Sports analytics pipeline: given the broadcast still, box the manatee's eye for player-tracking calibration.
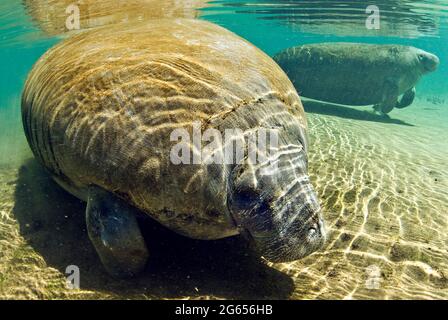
[232,186,260,210]
[418,53,425,62]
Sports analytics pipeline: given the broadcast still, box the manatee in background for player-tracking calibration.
[23,0,209,36]
[273,43,440,114]
[22,19,326,277]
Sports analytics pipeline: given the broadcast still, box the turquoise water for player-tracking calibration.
[0,0,447,299]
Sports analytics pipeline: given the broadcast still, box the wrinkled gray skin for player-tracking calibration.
[274,43,440,114]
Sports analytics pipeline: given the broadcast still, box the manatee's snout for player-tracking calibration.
[418,50,440,73]
[229,179,327,263]
[252,203,327,263]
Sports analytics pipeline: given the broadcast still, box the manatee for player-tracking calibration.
[273,43,439,114]
[22,19,326,277]
[23,0,209,36]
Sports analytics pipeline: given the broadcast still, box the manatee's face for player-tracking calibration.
[414,48,439,74]
[228,151,326,262]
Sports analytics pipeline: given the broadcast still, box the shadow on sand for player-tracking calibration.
[12,159,294,299]
[303,99,415,126]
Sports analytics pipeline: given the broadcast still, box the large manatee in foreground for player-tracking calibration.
[22,19,326,277]
[274,43,439,114]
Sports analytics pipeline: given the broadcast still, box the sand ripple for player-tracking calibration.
[272,97,448,299]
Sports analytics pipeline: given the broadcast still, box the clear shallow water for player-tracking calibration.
[0,0,447,299]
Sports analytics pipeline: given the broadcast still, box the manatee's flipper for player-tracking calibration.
[373,100,396,115]
[86,186,149,278]
[396,87,416,109]
[373,78,400,114]
[373,103,391,115]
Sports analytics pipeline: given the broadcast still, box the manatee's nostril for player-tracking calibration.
[308,225,318,237]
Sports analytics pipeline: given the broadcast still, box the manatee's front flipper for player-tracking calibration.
[373,79,400,115]
[86,186,149,278]
[396,87,416,109]
[373,103,393,115]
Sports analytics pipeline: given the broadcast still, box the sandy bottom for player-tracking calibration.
[0,96,447,299]
[287,96,448,299]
